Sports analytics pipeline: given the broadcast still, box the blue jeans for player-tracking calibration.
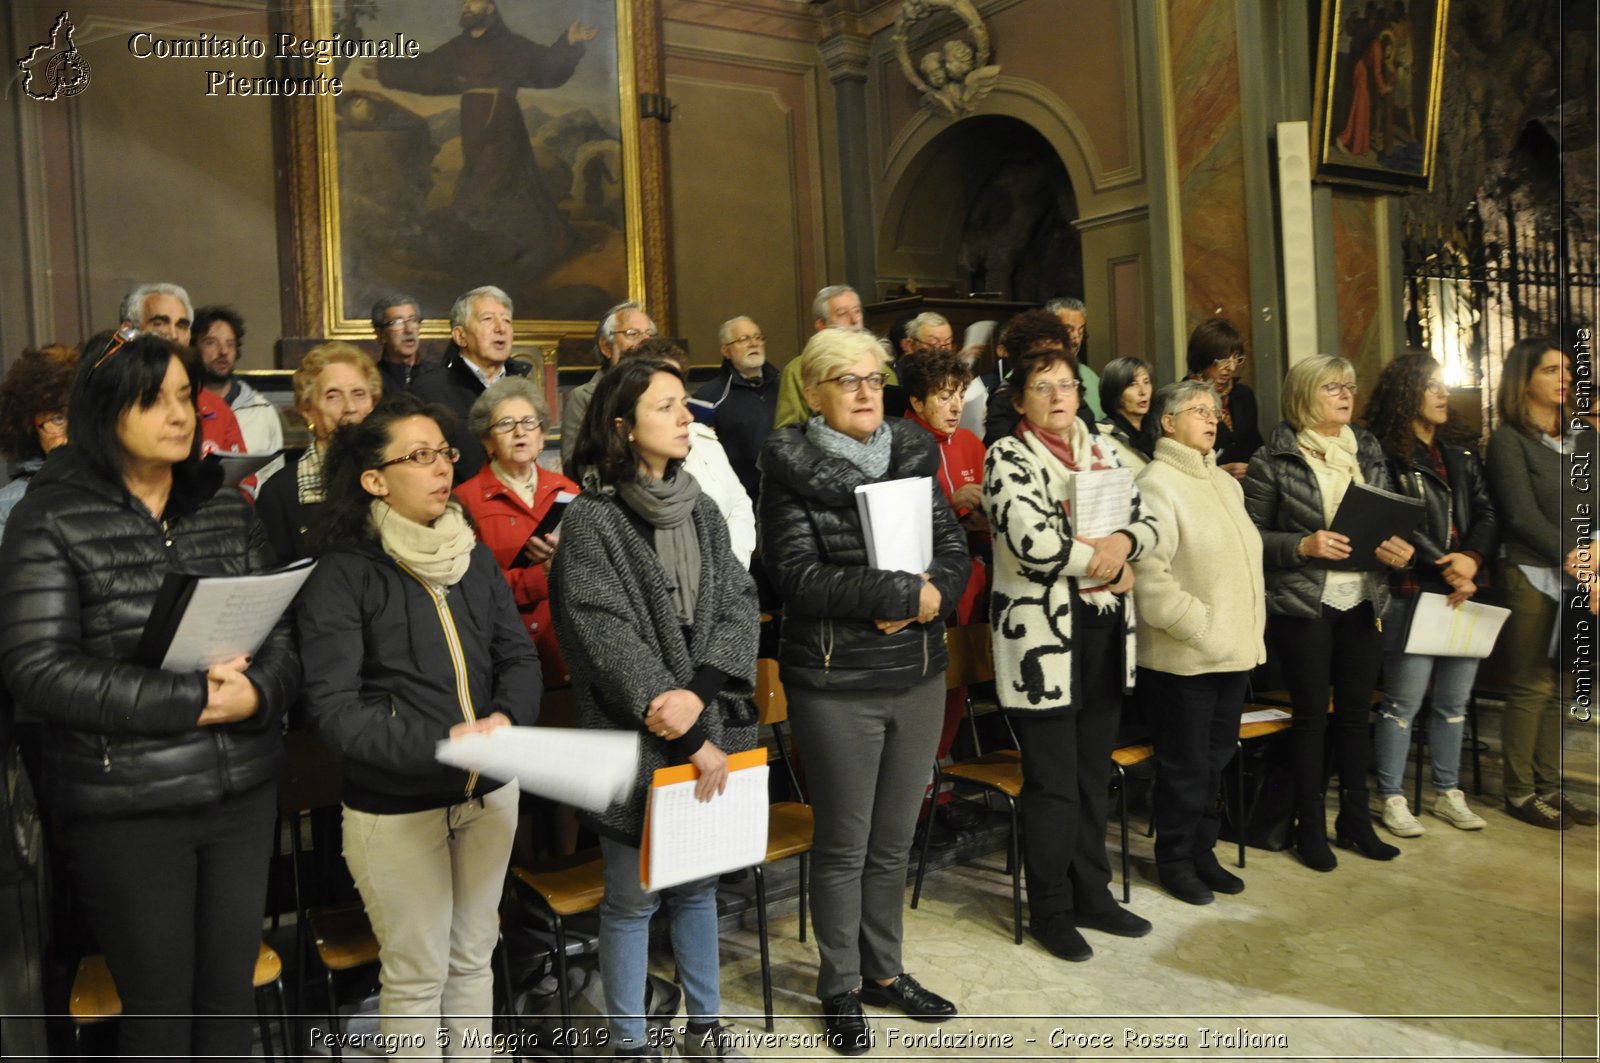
[1374,597,1482,796]
[597,834,722,1050]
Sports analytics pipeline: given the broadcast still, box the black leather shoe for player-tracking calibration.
[1194,852,1245,894]
[859,973,957,1021]
[1075,904,1153,938]
[1157,866,1214,906]
[821,991,871,1056]
[1032,919,1093,962]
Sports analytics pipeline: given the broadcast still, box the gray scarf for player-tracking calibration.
[618,471,703,626]
[806,416,893,478]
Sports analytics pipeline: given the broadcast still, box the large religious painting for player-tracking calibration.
[277,0,669,346]
[1312,0,1449,193]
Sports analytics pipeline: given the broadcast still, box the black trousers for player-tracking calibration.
[66,782,276,1063]
[1269,603,1385,803]
[1010,619,1121,926]
[1140,668,1247,869]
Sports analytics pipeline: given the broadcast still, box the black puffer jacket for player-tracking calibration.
[1242,421,1397,619]
[1385,439,1497,592]
[758,419,970,691]
[295,538,542,814]
[0,447,297,819]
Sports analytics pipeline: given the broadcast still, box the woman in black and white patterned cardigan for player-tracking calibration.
[982,326,1158,965]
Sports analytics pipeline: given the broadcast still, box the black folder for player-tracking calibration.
[133,559,315,668]
[1326,483,1425,571]
[508,495,574,569]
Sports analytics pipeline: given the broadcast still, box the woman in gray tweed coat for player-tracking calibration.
[550,357,759,1061]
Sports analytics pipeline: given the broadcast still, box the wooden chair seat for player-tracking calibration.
[309,903,381,971]
[767,801,814,862]
[1112,744,1155,768]
[252,941,283,988]
[512,854,607,917]
[943,753,1024,797]
[69,955,120,1023]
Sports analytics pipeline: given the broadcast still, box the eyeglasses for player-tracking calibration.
[1213,353,1246,369]
[820,372,887,393]
[1319,381,1358,396]
[728,334,764,347]
[35,413,66,430]
[1424,381,1451,396]
[489,416,543,434]
[372,446,461,470]
[614,327,657,342]
[1170,404,1220,422]
[91,325,142,374]
[915,340,954,353]
[1026,379,1082,397]
[383,315,421,331]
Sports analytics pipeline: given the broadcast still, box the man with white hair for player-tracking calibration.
[775,284,891,428]
[120,282,247,459]
[557,301,656,467]
[898,311,954,359]
[691,315,779,505]
[1043,296,1103,420]
[412,285,533,482]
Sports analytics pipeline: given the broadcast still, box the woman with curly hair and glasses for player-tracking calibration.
[1362,353,1497,837]
[0,344,77,536]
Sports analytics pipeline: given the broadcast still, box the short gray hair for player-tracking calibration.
[718,315,755,345]
[469,375,548,440]
[1043,296,1086,316]
[121,282,192,326]
[600,300,651,344]
[450,286,513,329]
[370,293,419,331]
[812,285,858,323]
[905,312,950,343]
[1151,379,1219,435]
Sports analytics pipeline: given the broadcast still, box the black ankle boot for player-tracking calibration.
[1334,789,1400,860]
[1294,796,1337,872]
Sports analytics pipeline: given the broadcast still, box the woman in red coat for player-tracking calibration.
[456,376,578,687]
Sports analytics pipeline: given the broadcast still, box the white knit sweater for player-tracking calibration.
[1130,438,1267,676]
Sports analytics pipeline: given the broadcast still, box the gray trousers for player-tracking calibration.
[787,673,943,1000]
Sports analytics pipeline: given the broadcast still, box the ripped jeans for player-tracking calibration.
[1374,596,1482,796]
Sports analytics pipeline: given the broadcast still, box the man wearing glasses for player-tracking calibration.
[412,285,532,483]
[557,301,656,466]
[691,316,779,505]
[897,312,955,361]
[370,294,439,394]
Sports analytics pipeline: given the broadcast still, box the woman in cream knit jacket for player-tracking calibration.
[1132,380,1265,906]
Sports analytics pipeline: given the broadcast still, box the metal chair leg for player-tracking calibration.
[798,853,809,944]
[1234,742,1246,869]
[1469,694,1482,794]
[324,967,342,1062]
[910,765,941,909]
[256,985,276,1063]
[551,912,574,1058]
[752,865,774,1032]
[1116,764,1130,904]
[1007,796,1022,945]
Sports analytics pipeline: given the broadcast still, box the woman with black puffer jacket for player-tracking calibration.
[759,327,969,1057]
[0,330,298,1062]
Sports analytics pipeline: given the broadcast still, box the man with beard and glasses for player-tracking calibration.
[193,306,285,484]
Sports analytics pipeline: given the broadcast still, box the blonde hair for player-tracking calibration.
[798,327,885,391]
[1281,354,1356,431]
[294,342,382,413]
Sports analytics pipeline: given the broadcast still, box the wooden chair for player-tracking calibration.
[910,623,1026,945]
[1109,743,1156,903]
[1233,708,1294,868]
[750,657,814,1031]
[69,943,291,1061]
[508,849,607,1050]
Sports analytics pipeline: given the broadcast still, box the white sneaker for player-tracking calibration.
[1381,795,1425,837]
[1432,789,1487,830]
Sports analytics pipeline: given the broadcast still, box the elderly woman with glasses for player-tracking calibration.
[982,310,1158,963]
[455,376,579,688]
[296,392,541,1055]
[1243,354,1415,871]
[1130,381,1265,905]
[1186,318,1263,480]
[256,341,380,563]
[759,327,969,1054]
[0,330,297,1061]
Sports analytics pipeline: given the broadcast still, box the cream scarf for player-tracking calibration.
[370,498,477,588]
[1295,425,1366,610]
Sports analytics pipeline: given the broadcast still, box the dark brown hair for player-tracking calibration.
[0,345,78,460]
[1497,336,1565,438]
[1363,352,1471,464]
[1185,318,1243,377]
[898,349,970,403]
[569,357,687,488]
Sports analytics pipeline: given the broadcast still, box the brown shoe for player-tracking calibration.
[1543,792,1599,827]
[1506,795,1572,830]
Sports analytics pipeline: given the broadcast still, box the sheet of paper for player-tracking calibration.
[435,727,639,813]
[1240,707,1291,724]
[158,560,315,671]
[1402,592,1512,659]
[854,476,933,573]
[643,761,769,891]
[1065,467,1135,539]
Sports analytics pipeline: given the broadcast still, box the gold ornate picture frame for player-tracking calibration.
[274,0,670,349]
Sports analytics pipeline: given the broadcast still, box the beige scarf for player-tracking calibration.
[1295,425,1363,524]
[370,499,477,588]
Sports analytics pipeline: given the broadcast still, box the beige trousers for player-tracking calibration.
[343,782,518,1060]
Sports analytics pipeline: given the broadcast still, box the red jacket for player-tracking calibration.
[197,390,246,456]
[906,411,989,624]
[456,463,580,687]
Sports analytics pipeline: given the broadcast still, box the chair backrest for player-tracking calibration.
[756,658,788,726]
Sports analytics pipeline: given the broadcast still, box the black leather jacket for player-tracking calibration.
[1384,438,1497,592]
[1243,422,1397,619]
[0,448,297,819]
[758,420,969,692]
